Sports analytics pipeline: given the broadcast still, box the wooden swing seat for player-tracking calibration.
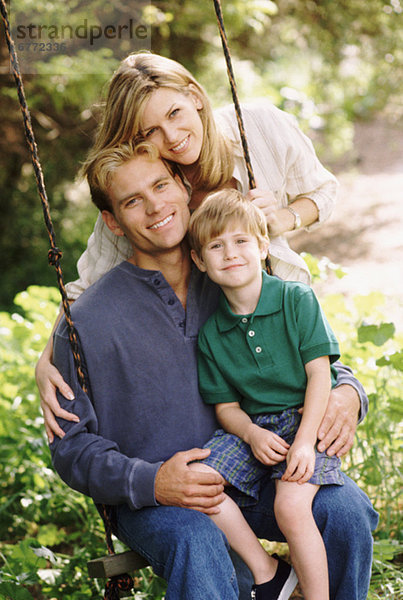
[87,550,149,579]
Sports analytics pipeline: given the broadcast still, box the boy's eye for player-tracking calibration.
[209,242,222,250]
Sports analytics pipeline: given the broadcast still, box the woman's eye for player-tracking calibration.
[145,127,157,138]
[170,108,180,118]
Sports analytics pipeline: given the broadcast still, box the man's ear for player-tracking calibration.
[102,210,125,237]
[190,249,207,272]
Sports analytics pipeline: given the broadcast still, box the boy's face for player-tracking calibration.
[191,221,269,292]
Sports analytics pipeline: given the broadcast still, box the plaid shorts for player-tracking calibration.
[202,408,344,507]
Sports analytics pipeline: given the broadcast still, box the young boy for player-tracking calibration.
[188,189,344,600]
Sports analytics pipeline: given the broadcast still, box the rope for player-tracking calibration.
[212,0,272,274]
[0,0,86,391]
[0,2,133,598]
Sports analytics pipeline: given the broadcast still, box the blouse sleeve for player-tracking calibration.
[65,213,133,300]
[241,101,339,229]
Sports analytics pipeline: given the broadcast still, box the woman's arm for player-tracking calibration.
[35,306,78,442]
[246,189,319,236]
[37,214,133,441]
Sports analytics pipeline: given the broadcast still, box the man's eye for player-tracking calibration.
[125,198,139,207]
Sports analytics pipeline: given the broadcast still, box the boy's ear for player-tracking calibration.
[259,238,270,260]
[102,210,125,237]
[190,249,207,272]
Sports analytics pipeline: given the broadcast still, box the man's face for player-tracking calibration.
[103,155,190,263]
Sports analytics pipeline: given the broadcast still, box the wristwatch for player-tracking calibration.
[286,206,302,230]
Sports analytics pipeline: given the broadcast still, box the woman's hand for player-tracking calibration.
[35,351,78,443]
[245,188,284,236]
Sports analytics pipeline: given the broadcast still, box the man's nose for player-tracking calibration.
[145,194,166,214]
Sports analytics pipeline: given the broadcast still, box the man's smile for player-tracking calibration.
[148,213,174,230]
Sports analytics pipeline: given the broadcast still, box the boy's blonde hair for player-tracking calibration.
[82,52,235,192]
[188,189,269,256]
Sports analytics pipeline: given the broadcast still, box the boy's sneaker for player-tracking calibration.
[251,555,298,600]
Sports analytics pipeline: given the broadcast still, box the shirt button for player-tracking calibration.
[255,346,262,353]
[241,317,248,323]
[153,278,161,286]
[179,321,185,328]
[248,330,255,337]
[168,298,175,305]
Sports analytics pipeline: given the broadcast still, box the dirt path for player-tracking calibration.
[290,117,403,326]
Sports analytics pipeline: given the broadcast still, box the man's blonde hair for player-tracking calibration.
[82,52,235,192]
[85,140,173,212]
[188,189,269,256]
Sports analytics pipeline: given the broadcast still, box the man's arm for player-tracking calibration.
[316,360,368,458]
[51,328,224,513]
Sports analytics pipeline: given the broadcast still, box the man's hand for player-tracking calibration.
[154,448,226,515]
[316,384,360,457]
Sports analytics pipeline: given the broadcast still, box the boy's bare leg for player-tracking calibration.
[189,463,277,584]
[274,480,329,600]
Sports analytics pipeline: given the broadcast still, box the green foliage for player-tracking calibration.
[0,283,402,598]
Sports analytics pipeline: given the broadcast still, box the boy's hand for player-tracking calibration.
[281,440,315,484]
[245,424,289,465]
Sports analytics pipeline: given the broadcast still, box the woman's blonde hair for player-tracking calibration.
[188,189,269,257]
[82,52,235,191]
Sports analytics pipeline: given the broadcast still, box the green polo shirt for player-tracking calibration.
[197,272,340,415]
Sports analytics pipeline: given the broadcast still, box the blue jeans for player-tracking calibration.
[115,473,378,600]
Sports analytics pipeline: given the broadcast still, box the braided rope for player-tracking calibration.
[212,0,272,274]
[213,0,255,189]
[0,0,87,390]
[0,2,133,597]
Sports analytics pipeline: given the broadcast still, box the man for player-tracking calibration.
[50,140,378,599]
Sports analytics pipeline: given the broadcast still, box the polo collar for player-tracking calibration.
[216,271,284,333]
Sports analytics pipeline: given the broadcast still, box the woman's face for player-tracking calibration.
[140,87,204,166]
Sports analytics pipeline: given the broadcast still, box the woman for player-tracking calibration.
[37,51,339,439]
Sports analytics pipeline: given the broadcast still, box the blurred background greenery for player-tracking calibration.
[1,0,402,311]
